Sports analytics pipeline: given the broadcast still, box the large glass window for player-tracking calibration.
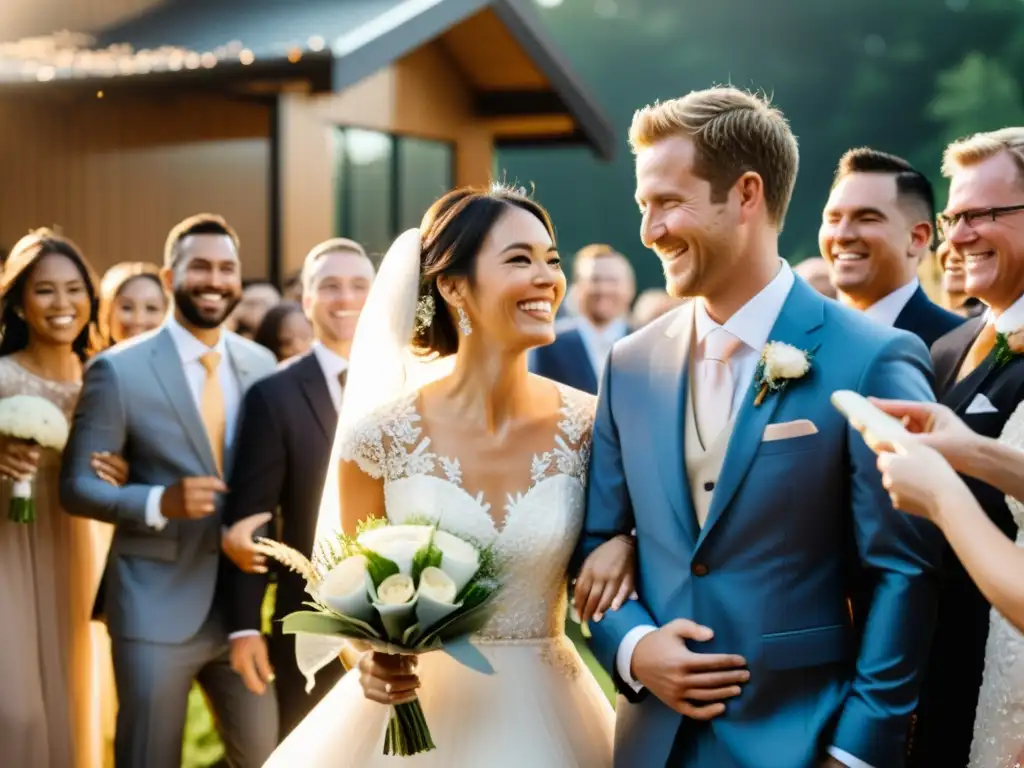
[334,128,453,256]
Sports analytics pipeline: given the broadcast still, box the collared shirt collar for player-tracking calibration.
[312,342,348,377]
[992,291,1024,333]
[694,260,794,352]
[165,315,227,365]
[863,278,920,328]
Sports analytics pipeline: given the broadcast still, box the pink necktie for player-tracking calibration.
[696,327,743,444]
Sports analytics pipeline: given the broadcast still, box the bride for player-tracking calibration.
[263,185,633,766]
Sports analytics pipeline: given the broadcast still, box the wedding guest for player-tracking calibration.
[937,240,986,318]
[820,147,964,347]
[221,237,374,738]
[229,280,281,339]
[60,213,279,768]
[631,288,685,328]
[0,229,127,768]
[793,256,837,298]
[98,261,169,347]
[909,127,1024,768]
[867,398,1024,768]
[253,300,313,362]
[529,244,635,393]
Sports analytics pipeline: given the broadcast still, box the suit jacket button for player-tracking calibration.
[703,481,715,492]
[692,563,709,577]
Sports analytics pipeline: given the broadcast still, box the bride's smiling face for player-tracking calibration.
[455,206,565,352]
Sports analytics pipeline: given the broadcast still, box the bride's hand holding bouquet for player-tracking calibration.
[257,517,501,757]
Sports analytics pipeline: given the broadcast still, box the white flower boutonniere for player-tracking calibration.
[753,341,812,407]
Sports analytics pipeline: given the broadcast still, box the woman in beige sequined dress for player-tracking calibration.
[0,230,127,768]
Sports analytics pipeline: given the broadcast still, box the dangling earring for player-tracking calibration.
[457,306,472,336]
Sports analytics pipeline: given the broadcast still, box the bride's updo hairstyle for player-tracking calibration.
[412,184,555,357]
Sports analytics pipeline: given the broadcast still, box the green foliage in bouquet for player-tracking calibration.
[256,517,502,757]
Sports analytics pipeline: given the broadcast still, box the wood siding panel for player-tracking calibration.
[0,94,271,279]
[0,0,166,41]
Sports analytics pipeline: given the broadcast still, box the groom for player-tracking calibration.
[581,87,944,768]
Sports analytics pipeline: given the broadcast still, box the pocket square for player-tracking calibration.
[762,419,819,442]
[965,393,999,415]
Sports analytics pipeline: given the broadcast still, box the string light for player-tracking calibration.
[0,29,282,83]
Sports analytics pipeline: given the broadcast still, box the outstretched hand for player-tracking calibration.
[631,619,748,721]
[868,399,978,473]
[875,436,967,521]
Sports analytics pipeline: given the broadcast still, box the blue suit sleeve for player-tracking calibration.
[831,333,944,766]
[578,354,657,699]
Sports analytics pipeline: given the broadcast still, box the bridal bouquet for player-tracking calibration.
[0,395,70,523]
[257,519,501,756]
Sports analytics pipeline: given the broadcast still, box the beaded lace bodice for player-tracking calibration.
[968,400,1024,767]
[339,384,595,641]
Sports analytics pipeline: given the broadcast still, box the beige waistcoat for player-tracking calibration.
[686,359,737,528]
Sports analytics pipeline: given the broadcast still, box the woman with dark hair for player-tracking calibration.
[265,186,625,766]
[0,229,127,768]
[253,300,312,361]
[98,261,168,347]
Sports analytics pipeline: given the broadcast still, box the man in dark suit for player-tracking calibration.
[220,237,374,738]
[820,147,964,348]
[529,244,635,393]
[907,128,1024,768]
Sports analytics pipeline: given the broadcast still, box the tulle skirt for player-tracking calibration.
[264,635,614,767]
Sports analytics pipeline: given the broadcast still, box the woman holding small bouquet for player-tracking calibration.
[0,229,128,768]
[263,187,634,766]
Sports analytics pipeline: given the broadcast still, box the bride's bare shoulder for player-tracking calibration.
[528,374,596,422]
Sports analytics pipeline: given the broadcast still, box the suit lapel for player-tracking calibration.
[696,280,825,549]
[936,316,984,397]
[651,303,699,546]
[568,331,599,392]
[225,335,260,393]
[149,327,217,472]
[893,287,927,339]
[298,353,338,441]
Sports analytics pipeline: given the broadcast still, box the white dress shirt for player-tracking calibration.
[611,261,874,768]
[988,290,1024,333]
[312,342,349,412]
[577,316,629,380]
[862,278,919,328]
[143,318,243,530]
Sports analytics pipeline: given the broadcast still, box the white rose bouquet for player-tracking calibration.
[0,395,70,523]
[257,518,501,756]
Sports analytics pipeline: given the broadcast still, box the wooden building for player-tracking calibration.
[0,0,614,281]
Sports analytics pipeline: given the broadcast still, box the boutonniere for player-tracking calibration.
[994,329,1024,368]
[753,341,812,406]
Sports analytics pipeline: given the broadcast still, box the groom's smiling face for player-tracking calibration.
[635,135,739,301]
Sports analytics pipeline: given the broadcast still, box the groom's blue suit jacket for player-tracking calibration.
[581,278,943,768]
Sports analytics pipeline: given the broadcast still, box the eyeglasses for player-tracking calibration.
[938,204,1024,236]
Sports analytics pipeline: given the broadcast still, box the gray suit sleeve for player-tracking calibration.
[60,356,152,524]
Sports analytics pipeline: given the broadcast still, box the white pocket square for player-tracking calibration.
[762,419,819,442]
[965,394,999,415]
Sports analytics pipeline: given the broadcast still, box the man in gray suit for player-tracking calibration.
[61,214,279,767]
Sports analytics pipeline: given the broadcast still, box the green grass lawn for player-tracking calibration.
[178,592,615,768]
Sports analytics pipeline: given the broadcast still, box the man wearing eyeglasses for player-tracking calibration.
[907,128,1024,768]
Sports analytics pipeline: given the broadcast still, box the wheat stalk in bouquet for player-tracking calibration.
[0,395,70,523]
[256,517,501,756]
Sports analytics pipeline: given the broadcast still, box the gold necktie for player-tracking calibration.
[957,323,997,382]
[199,351,226,474]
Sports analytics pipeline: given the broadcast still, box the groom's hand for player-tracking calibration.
[632,619,748,720]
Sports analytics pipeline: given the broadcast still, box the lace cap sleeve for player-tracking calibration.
[336,393,420,481]
[337,410,388,479]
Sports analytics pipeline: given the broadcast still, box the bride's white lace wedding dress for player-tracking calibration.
[969,401,1024,767]
[264,384,614,767]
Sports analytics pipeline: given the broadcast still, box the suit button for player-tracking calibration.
[692,563,709,577]
[703,481,715,492]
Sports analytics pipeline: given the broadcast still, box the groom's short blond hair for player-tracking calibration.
[628,86,800,227]
[942,127,1024,185]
